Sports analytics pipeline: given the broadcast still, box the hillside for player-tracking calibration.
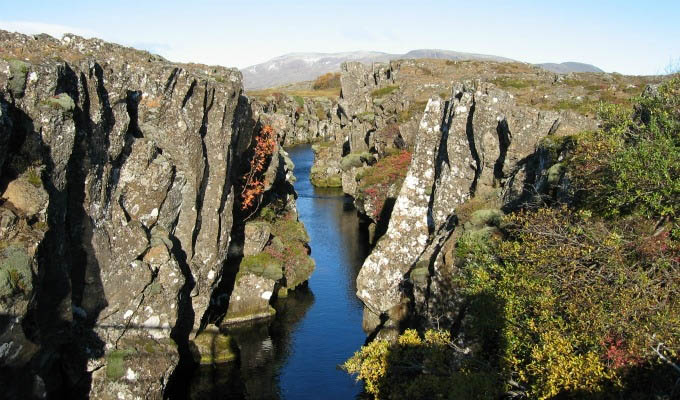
[242,49,602,89]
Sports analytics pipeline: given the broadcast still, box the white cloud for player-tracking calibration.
[0,20,98,39]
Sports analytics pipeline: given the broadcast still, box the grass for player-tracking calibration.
[26,167,42,187]
[247,87,340,99]
[371,85,399,98]
[491,77,537,90]
[292,95,304,107]
[398,100,428,123]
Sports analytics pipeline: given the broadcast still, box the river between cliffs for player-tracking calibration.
[189,144,369,399]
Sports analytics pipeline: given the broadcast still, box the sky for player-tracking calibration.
[1,0,679,75]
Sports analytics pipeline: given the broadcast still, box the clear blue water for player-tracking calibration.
[190,144,368,399]
[275,145,368,399]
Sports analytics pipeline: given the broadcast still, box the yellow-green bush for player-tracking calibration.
[344,329,501,400]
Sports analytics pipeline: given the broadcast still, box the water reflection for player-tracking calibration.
[189,145,368,399]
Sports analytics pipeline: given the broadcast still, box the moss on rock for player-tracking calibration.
[191,328,238,364]
[238,252,283,282]
[42,93,75,112]
[8,59,29,98]
[0,244,32,297]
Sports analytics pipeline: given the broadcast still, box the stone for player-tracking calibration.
[0,177,48,217]
[356,98,444,316]
[0,208,17,240]
[243,221,271,257]
[222,272,277,325]
[191,324,238,364]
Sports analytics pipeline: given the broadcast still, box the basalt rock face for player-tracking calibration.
[251,94,340,146]
[0,31,312,399]
[355,81,597,336]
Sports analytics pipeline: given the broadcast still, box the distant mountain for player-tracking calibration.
[241,50,603,90]
[401,49,513,63]
[241,49,516,89]
[535,62,604,74]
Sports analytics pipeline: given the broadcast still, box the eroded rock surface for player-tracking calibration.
[0,30,315,399]
[355,81,597,333]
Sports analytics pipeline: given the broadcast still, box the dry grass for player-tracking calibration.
[247,87,340,99]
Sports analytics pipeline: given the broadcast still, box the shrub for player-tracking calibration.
[344,329,501,400]
[311,72,341,90]
[240,125,277,213]
[569,78,680,219]
[454,206,679,399]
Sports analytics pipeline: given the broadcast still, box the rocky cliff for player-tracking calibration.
[335,64,601,337]
[0,31,314,399]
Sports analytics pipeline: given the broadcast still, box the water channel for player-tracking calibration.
[190,144,369,399]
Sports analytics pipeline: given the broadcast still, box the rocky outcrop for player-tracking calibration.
[0,31,315,399]
[251,94,340,146]
[355,81,597,335]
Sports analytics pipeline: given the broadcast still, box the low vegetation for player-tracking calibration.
[356,150,411,220]
[311,72,341,90]
[371,85,399,98]
[345,78,680,399]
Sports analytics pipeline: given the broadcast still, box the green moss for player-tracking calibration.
[8,59,29,97]
[224,305,276,323]
[106,349,137,380]
[398,100,428,123]
[42,93,75,112]
[0,244,32,297]
[340,153,364,171]
[357,111,375,123]
[258,205,278,223]
[292,95,304,107]
[26,167,42,188]
[311,141,333,153]
[409,267,429,286]
[295,117,307,127]
[315,106,327,120]
[192,331,237,364]
[371,85,399,98]
[238,252,283,282]
[546,162,565,185]
[310,174,342,188]
[271,218,309,243]
[468,209,503,228]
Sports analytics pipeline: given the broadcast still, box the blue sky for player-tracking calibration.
[1,0,678,75]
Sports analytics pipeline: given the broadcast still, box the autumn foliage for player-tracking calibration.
[311,72,341,90]
[240,125,277,212]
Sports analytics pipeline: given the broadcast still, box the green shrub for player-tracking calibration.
[459,207,678,398]
[570,78,680,219]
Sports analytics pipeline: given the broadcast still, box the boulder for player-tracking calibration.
[1,177,48,217]
[243,221,271,257]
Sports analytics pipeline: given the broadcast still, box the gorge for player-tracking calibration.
[1,29,678,400]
